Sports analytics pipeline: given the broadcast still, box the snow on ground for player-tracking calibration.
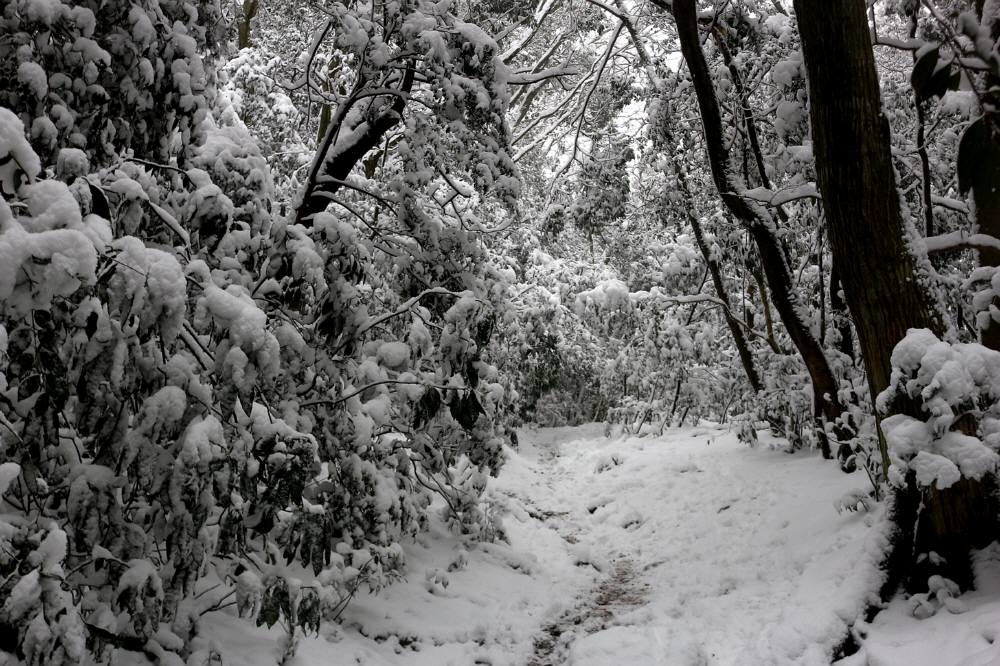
[164,424,894,665]
[846,541,1000,666]
[509,425,882,666]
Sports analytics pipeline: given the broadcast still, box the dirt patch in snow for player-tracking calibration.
[528,558,648,665]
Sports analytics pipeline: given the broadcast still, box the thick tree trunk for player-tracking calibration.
[671,0,844,458]
[972,4,1000,350]
[794,0,944,397]
[794,0,995,591]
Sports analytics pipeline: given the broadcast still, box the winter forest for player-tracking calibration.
[7,0,1000,663]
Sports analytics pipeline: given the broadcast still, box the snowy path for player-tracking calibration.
[500,426,880,666]
[193,425,884,665]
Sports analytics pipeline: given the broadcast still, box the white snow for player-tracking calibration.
[771,52,803,87]
[745,183,819,207]
[921,230,1000,254]
[56,148,89,178]
[853,542,1000,665]
[2,569,41,622]
[117,559,163,599]
[575,279,630,312]
[129,6,156,47]
[909,450,962,489]
[939,90,978,118]
[17,61,48,99]
[376,341,411,369]
[0,191,98,314]
[110,236,187,341]
[194,279,281,386]
[0,462,20,496]
[879,330,1000,488]
[0,107,41,193]
[24,0,63,25]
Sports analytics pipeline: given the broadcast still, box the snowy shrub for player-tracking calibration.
[220,48,311,202]
[489,236,609,427]
[835,488,875,514]
[594,453,625,473]
[565,142,632,239]
[753,353,821,451]
[878,329,1000,491]
[0,1,518,662]
[0,0,226,168]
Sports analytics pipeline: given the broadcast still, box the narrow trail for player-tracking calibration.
[514,430,651,665]
[496,425,878,665]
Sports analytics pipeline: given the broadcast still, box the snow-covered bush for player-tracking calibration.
[220,48,311,201]
[0,1,519,662]
[0,0,226,168]
[878,329,1000,490]
[503,243,617,427]
[753,353,821,450]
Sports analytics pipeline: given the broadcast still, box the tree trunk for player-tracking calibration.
[750,263,783,355]
[972,161,1000,350]
[237,0,259,50]
[794,0,995,591]
[794,0,944,398]
[671,0,844,458]
[908,7,935,239]
[972,4,1000,351]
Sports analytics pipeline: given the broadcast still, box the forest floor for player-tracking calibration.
[181,424,1000,665]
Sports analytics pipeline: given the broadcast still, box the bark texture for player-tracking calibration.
[793,0,944,397]
[971,156,1000,350]
[972,3,1000,350]
[794,0,995,591]
[237,0,258,50]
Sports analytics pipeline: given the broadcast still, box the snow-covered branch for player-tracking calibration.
[301,379,462,408]
[743,183,820,207]
[930,194,970,216]
[921,230,1000,255]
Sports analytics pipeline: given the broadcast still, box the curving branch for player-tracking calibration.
[295,65,415,226]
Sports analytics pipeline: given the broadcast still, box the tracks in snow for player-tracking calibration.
[498,425,878,665]
[528,558,648,666]
[510,431,651,666]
